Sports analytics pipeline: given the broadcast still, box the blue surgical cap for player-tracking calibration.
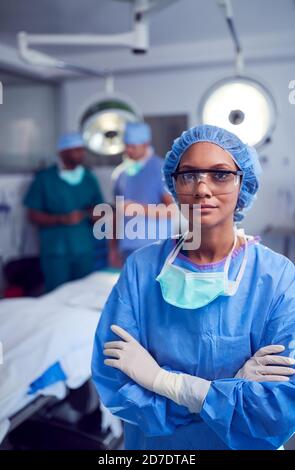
[124,122,151,145]
[163,124,262,222]
[57,132,85,152]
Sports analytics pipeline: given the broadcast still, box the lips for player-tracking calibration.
[188,203,218,211]
[200,204,217,209]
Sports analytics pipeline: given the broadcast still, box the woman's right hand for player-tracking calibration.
[235,344,295,382]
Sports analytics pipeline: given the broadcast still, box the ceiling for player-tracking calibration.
[1,0,295,47]
[0,0,295,80]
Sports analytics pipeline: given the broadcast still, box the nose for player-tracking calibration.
[193,180,212,198]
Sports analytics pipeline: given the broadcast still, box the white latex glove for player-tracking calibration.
[104,325,211,413]
[104,325,161,391]
[152,368,211,413]
[235,344,295,382]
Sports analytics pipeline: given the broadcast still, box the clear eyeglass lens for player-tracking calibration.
[174,171,240,195]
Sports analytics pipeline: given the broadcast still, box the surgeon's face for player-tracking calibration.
[176,142,241,228]
[125,143,149,160]
[59,147,86,169]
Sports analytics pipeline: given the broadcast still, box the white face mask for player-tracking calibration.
[58,165,85,185]
[122,156,144,176]
[156,228,249,310]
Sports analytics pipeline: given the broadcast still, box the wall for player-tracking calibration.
[0,83,58,171]
[0,174,38,263]
[0,82,61,276]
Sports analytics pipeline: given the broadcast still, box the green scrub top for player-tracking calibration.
[24,164,104,255]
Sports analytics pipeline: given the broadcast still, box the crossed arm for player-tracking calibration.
[104,324,295,414]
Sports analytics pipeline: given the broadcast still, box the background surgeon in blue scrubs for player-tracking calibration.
[24,132,104,292]
[92,125,295,450]
[109,121,175,266]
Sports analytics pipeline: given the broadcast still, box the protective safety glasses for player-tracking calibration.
[172,168,243,196]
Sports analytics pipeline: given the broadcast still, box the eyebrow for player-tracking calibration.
[178,163,236,170]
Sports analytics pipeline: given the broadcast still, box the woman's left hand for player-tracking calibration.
[103,325,161,391]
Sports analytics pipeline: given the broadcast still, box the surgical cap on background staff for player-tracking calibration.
[24,132,104,292]
[92,124,295,450]
[109,121,175,267]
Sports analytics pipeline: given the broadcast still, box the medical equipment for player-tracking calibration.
[80,81,141,156]
[17,0,179,69]
[199,0,277,148]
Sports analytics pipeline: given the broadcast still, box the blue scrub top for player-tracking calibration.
[92,237,295,450]
[113,155,172,252]
[24,164,104,255]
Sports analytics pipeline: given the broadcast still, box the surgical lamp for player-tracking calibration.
[80,81,142,156]
[199,0,277,148]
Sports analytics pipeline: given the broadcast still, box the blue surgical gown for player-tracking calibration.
[91,237,295,450]
[113,155,172,253]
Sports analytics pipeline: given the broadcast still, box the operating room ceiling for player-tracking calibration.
[1,0,295,48]
[0,0,295,80]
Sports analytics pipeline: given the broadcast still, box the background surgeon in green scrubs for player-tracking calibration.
[24,132,104,292]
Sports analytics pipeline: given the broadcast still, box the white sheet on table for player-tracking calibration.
[0,271,121,442]
[43,271,119,311]
[0,300,98,419]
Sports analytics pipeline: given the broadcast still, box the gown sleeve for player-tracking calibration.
[200,259,295,449]
[91,255,194,437]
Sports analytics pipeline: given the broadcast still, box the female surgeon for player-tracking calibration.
[92,125,295,450]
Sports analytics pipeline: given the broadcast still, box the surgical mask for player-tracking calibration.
[58,165,85,185]
[122,156,144,176]
[156,228,248,310]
